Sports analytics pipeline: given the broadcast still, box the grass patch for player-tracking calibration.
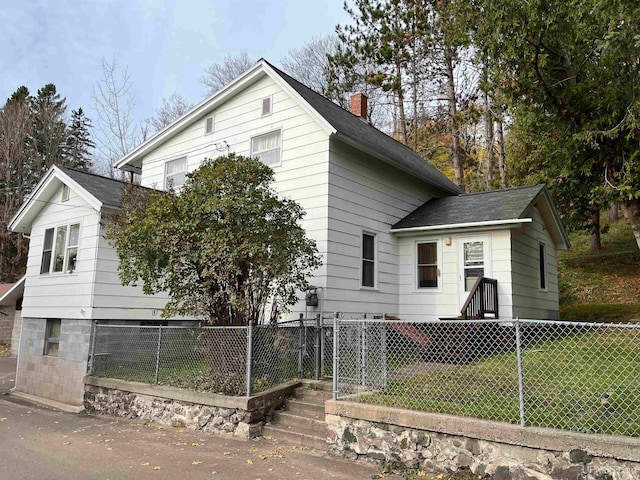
[558,218,640,322]
[359,330,640,436]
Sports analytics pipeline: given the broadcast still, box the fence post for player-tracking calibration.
[514,317,526,427]
[88,320,98,375]
[332,312,339,401]
[381,314,388,388]
[314,313,321,380]
[361,313,367,386]
[246,323,253,397]
[154,326,162,385]
[298,313,304,379]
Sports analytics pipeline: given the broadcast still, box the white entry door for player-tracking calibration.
[458,236,491,308]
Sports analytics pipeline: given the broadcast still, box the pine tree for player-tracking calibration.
[64,108,95,171]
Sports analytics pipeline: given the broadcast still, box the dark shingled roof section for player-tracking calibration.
[265,61,462,196]
[58,166,131,208]
[392,184,546,230]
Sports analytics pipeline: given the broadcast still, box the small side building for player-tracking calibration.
[8,166,190,406]
[0,277,24,356]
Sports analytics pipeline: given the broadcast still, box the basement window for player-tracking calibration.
[44,319,61,356]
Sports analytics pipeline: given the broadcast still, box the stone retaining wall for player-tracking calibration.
[326,401,640,480]
[84,377,297,439]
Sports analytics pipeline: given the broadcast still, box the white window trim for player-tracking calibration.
[261,95,273,117]
[250,129,282,168]
[164,155,188,190]
[360,231,378,290]
[40,223,81,275]
[538,241,548,292]
[457,235,492,306]
[204,116,214,135]
[413,238,443,293]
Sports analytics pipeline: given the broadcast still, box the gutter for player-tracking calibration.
[391,218,532,234]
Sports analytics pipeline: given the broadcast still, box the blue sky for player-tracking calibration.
[1,0,347,124]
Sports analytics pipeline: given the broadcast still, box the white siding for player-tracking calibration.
[22,184,99,320]
[323,140,437,315]
[511,208,560,319]
[138,74,331,318]
[397,229,514,321]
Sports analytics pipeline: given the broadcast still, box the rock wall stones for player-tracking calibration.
[85,385,266,439]
[326,415,640,480]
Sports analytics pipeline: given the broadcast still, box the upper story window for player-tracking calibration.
[539,242,547,290]
[165,157,187,189]
[261,96,272,117]
[251,130,281,167]
[205,116,214,135]
[61,184,70,202]
[361,233,376,288]
[417,241,438,288]
[40,223,80,274]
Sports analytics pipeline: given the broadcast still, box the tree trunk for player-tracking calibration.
[445,47,462,187]
[590,209,602,252]
[621,199,640,250]
[395,59,408,145]
[608,203,619,223]
[484,90,494,189]
[496,119,507,189]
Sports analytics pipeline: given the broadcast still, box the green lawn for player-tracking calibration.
[358,329,640,436]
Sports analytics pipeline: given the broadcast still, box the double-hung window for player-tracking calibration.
[41,224,80,274]
[165,157,187,189]
[417,242,438,288]
[361,233,376,288]
[251,130,281,167]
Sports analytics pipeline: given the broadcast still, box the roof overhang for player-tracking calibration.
[528,187,571,251]
[9,166,103,234]
[391,218,533,235]
[0,276,25,306]
[114,59,337,172]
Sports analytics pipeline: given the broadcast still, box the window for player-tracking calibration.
[251,130,281,167]
[165,157,187,188]
[361,233,375,288]
[417,242,438,288]
[205,116,214,135]
[462,240,485,291]
[40,224,80,274]
[44,319,61,356]
[261,96,272,116]
[61,184,70,202]
[539,242,547,290]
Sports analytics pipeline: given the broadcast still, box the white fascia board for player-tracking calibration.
[9,166,103,233]
[114,60,336,171]
[0,275,25,305]
[390,218,532,235]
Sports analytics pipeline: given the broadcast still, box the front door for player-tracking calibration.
[458,236,491,308]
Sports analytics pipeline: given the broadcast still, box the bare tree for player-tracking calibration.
[92,58,140,176]
[281,35,338,94]
[201,51,254,95]
[147,93,193,133]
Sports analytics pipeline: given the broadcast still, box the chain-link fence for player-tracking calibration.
[89,318,333,396]
[334,318,640,437]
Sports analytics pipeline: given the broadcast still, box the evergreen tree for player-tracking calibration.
[64,108,95,171]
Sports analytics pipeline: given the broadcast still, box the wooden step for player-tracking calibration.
[299,379,333,392]
[285,399,325,420]
[294,388,332,405]
[261,425,327,451]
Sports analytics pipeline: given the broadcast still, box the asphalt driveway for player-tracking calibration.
[0,390,385,480]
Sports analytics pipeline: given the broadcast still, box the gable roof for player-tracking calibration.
[392,185,570,250]
[9,166,133,234]
[264,62,462,196]
[114,59,462,196]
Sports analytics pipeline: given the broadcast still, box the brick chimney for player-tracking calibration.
[350,92,368,121]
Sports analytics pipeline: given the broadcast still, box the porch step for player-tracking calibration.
[261,425,327,451]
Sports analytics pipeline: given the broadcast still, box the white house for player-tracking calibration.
[8,58,569,407]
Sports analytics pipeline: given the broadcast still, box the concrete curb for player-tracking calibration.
[8,390,85,413]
